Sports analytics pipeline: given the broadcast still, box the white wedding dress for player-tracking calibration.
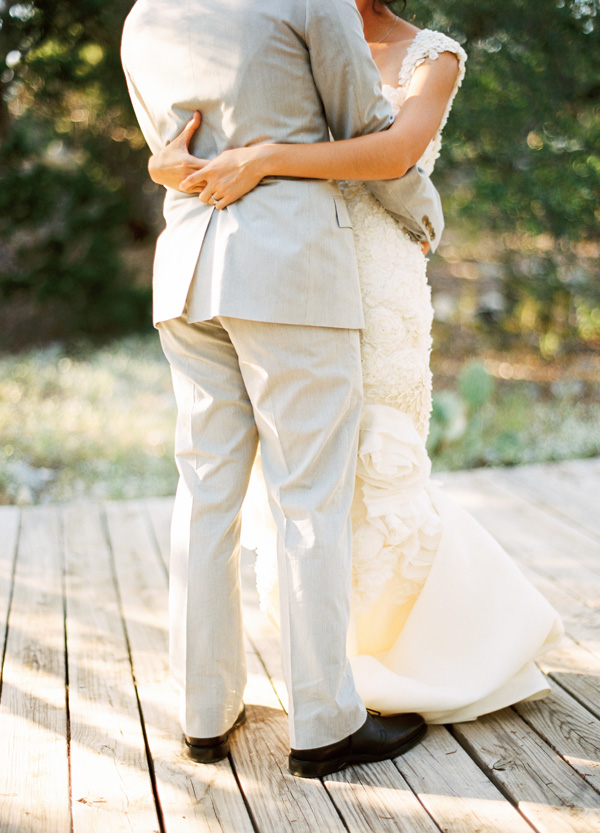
[243,30,563,723]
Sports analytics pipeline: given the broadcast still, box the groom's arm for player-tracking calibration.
[304,0,443,250]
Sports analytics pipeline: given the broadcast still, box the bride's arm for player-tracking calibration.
[178,52,459,207]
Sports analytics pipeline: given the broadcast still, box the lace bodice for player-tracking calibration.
[382,29,467,175]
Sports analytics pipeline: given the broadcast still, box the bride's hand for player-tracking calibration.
[148,111,209,190]
[179,145,273,209]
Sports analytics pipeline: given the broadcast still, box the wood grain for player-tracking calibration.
[396,724,534,833]
[0,505,19,662]
[442,470,600,608]
[454,707,600,832]
[231,649,347,833]
[103,500,255,833]
[494,459,600,542]
[0,506,70,833]
[4,458,600,832]
[538,637,600,721]
[63,501,160,832]
[514,678,600,793]
[240,549,531,833]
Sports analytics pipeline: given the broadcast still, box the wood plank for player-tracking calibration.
[454,708,600,833]
[494,460,600,542]
[393,725,534,833]
[517,568,600,663]
[63,501,160,832]
[230,648,347,833]
[0,506,70,833]
[144,497,174,574]
[324,757,440,833]
[538,637,600,722]
[441,470,600,608]
[103,500,255,833]
[514,679,600,794]
[150,514,337,831]
[440,470,600,668]
[0,506,19,664]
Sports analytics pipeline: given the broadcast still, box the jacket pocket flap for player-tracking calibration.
[333,196,353,229]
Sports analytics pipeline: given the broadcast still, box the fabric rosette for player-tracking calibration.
[351,405,442,610]
[356,404,431,501]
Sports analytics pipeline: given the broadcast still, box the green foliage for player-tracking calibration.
[458,360,495,409]
[428,356,600,469]
[1,338,597,504]
[0,335,177,504]
[1,0,599,349]
[410,0,600,241]
[0,0,156,343]
[409,0,600,353]
[429,382,600,471]
[428,361,494,454]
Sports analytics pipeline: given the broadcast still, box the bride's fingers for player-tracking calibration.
[198,182,219,204]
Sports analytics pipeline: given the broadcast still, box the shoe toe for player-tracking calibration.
[385,711,425,734]
[352,711,426,756]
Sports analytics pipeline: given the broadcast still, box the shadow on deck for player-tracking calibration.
[1,458,599,832]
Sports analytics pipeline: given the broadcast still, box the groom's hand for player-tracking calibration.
[148,111,209,191]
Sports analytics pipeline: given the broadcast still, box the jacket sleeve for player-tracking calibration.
[304,0,444,250]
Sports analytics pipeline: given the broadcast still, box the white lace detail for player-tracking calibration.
[383,29,467,175]
[345,29,466,611]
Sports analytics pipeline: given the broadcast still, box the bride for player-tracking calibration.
[150,0,563,723]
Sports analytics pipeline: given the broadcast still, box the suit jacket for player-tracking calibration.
[121,0,444,327]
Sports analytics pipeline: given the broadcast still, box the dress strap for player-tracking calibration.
[398,29,467,137]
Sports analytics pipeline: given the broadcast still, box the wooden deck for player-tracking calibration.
[1,458,600,833]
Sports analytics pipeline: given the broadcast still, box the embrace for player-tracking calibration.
[121,0,562,778]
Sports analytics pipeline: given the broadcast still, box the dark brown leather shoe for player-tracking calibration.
[288,710,426,778]
[184,705,246,763]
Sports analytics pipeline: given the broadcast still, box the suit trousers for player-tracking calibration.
[157,313,368,749]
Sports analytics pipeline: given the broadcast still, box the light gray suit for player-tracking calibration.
[121,0,443,748]
[122,0,443,328]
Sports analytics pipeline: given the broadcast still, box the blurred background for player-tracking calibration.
[0,0,598,504]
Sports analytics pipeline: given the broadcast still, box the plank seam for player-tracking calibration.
[512,701,600,797]
[60,508,75,833]
[552,629,600,666]
[227,750,262,833]
[445,724,541,832]
[318,780,352,832]
[0,508,20,702]
[477,470,600,570]
[548,671,600,723]
[389,754,447,833]
[101,504,167,833]
[493,469,600,544]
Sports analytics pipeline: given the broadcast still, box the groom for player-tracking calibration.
[121,0,442,777]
